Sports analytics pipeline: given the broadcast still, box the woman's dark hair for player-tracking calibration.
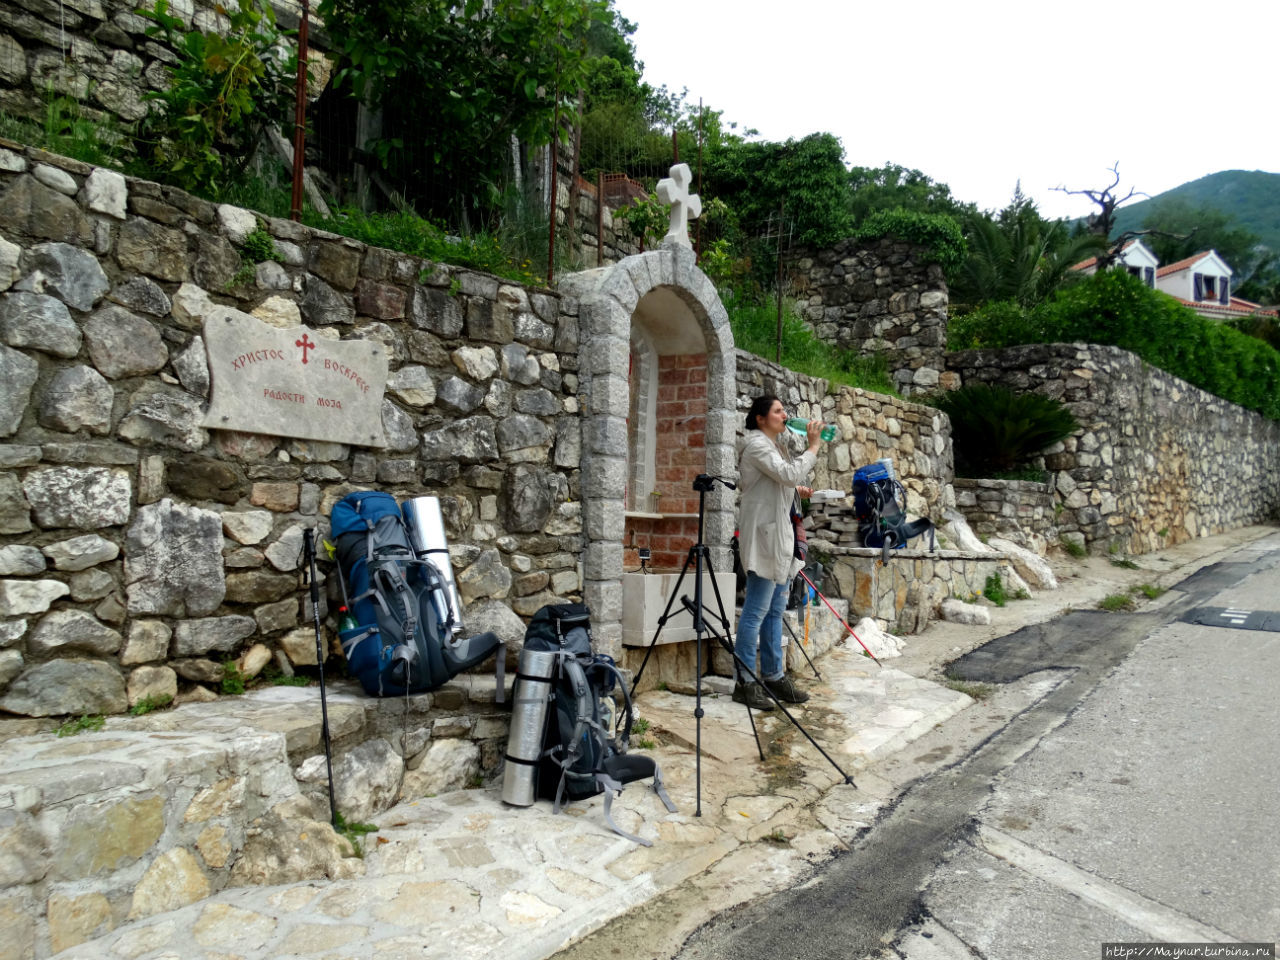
[745,395,779,431]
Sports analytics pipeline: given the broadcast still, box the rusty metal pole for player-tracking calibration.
[695,98,703,261]
[596,171,604,266]
[289,0,310,221]
[775,201,785,364]
[547,91,560,286]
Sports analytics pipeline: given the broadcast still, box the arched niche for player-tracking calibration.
[557,244,736,674]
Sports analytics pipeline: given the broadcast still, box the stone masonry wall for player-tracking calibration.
[734,351,954,522]
[947,343,1280,554]
[786,237,950,397]
[0,0,327,131]
[953,477,1057,549]
[0,141,586,720]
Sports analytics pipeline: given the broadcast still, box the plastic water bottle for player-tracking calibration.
[786,418,837,442]
[337,605,358,633]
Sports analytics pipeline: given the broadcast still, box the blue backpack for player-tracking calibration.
[331,491,503,698]
[852,463,936,563]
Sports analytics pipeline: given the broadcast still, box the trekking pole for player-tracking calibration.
[302,529,339,828]
[798,570,882,667]
[781,612,822,680]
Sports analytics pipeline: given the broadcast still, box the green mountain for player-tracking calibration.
[1109,170,1280,251]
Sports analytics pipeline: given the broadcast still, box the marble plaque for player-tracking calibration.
[202,310,390,447]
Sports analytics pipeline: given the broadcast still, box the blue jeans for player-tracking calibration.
[735,572,789,683]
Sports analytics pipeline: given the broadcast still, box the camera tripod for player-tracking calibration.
[629,475,856,816]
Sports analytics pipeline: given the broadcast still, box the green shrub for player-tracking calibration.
[136,0,297,194]
[983,572,1007,607]
[726,296,897,395]
[334,811,378,857]
[852,209,968,273]
[929,383,1078,474]
[306,208,542,286]
[943,677,996,700]
[241,225,282,265]
[952,271,1280,421]
[948,300,1035,351]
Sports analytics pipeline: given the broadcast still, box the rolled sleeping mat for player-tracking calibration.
[502,648,557,807]
[401,496,464,636]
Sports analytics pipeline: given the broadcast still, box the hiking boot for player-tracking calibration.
[732,681,775,711]
[764,675,810,704]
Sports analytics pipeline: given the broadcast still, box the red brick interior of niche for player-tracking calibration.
[624,353,708,572]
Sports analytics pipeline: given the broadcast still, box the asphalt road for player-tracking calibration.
[671,535,1280,960]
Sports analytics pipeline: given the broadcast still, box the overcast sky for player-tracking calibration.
[611,0,1279,221]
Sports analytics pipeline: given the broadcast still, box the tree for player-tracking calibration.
[1055,162,1153,271]
[847,163,975,224]
[950,187,1104,311]
[318,0,609,223]
[704,132,851,248]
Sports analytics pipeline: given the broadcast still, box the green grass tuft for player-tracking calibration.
[1060,537,1087,559]
[334,811,379,858]
[1098,593,1135,612]
[944,678,996,700]
[56,714,105,737]
[220,658,246,695]
[129,694,174,716]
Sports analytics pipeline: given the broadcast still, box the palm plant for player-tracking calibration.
[930,383,1079,475]
[951,192,1105,311]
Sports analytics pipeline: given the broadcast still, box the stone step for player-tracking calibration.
[0,676,512,958]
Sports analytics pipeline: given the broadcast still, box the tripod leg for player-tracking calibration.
[703,607,856,788]
[684,610,766,762]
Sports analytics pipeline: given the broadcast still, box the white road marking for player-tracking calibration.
[976,825,1238,944]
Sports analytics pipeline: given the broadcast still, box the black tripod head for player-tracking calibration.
[693,473,736,492]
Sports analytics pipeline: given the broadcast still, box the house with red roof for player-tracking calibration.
[1073,245,1276,320]
[1154,249,1276,320]
[1072,239,1159,288]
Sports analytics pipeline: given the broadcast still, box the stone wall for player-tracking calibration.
[786,237,950,396]
[0,0,643,271]
[824,546,1019,633]
[953,477,1057,549]
[733,351,954,521]
[554,175,643,270]
[947,343,1280,553]
[0,141,585,720]
[0,0,326,130]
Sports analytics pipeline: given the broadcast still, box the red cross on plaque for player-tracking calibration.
[295,333,315,364]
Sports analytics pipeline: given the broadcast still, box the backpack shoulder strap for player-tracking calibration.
[550,653,607,814]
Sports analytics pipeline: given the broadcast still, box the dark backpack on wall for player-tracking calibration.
[522,602,676,845]
[852,463,937,563]
[331,491,503,698]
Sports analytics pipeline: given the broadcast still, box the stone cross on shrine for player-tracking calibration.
[656,162,701,248]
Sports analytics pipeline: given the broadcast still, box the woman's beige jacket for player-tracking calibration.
[737,430,816,585]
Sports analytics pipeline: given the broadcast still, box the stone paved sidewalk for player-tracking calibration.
[45,650,970,960]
